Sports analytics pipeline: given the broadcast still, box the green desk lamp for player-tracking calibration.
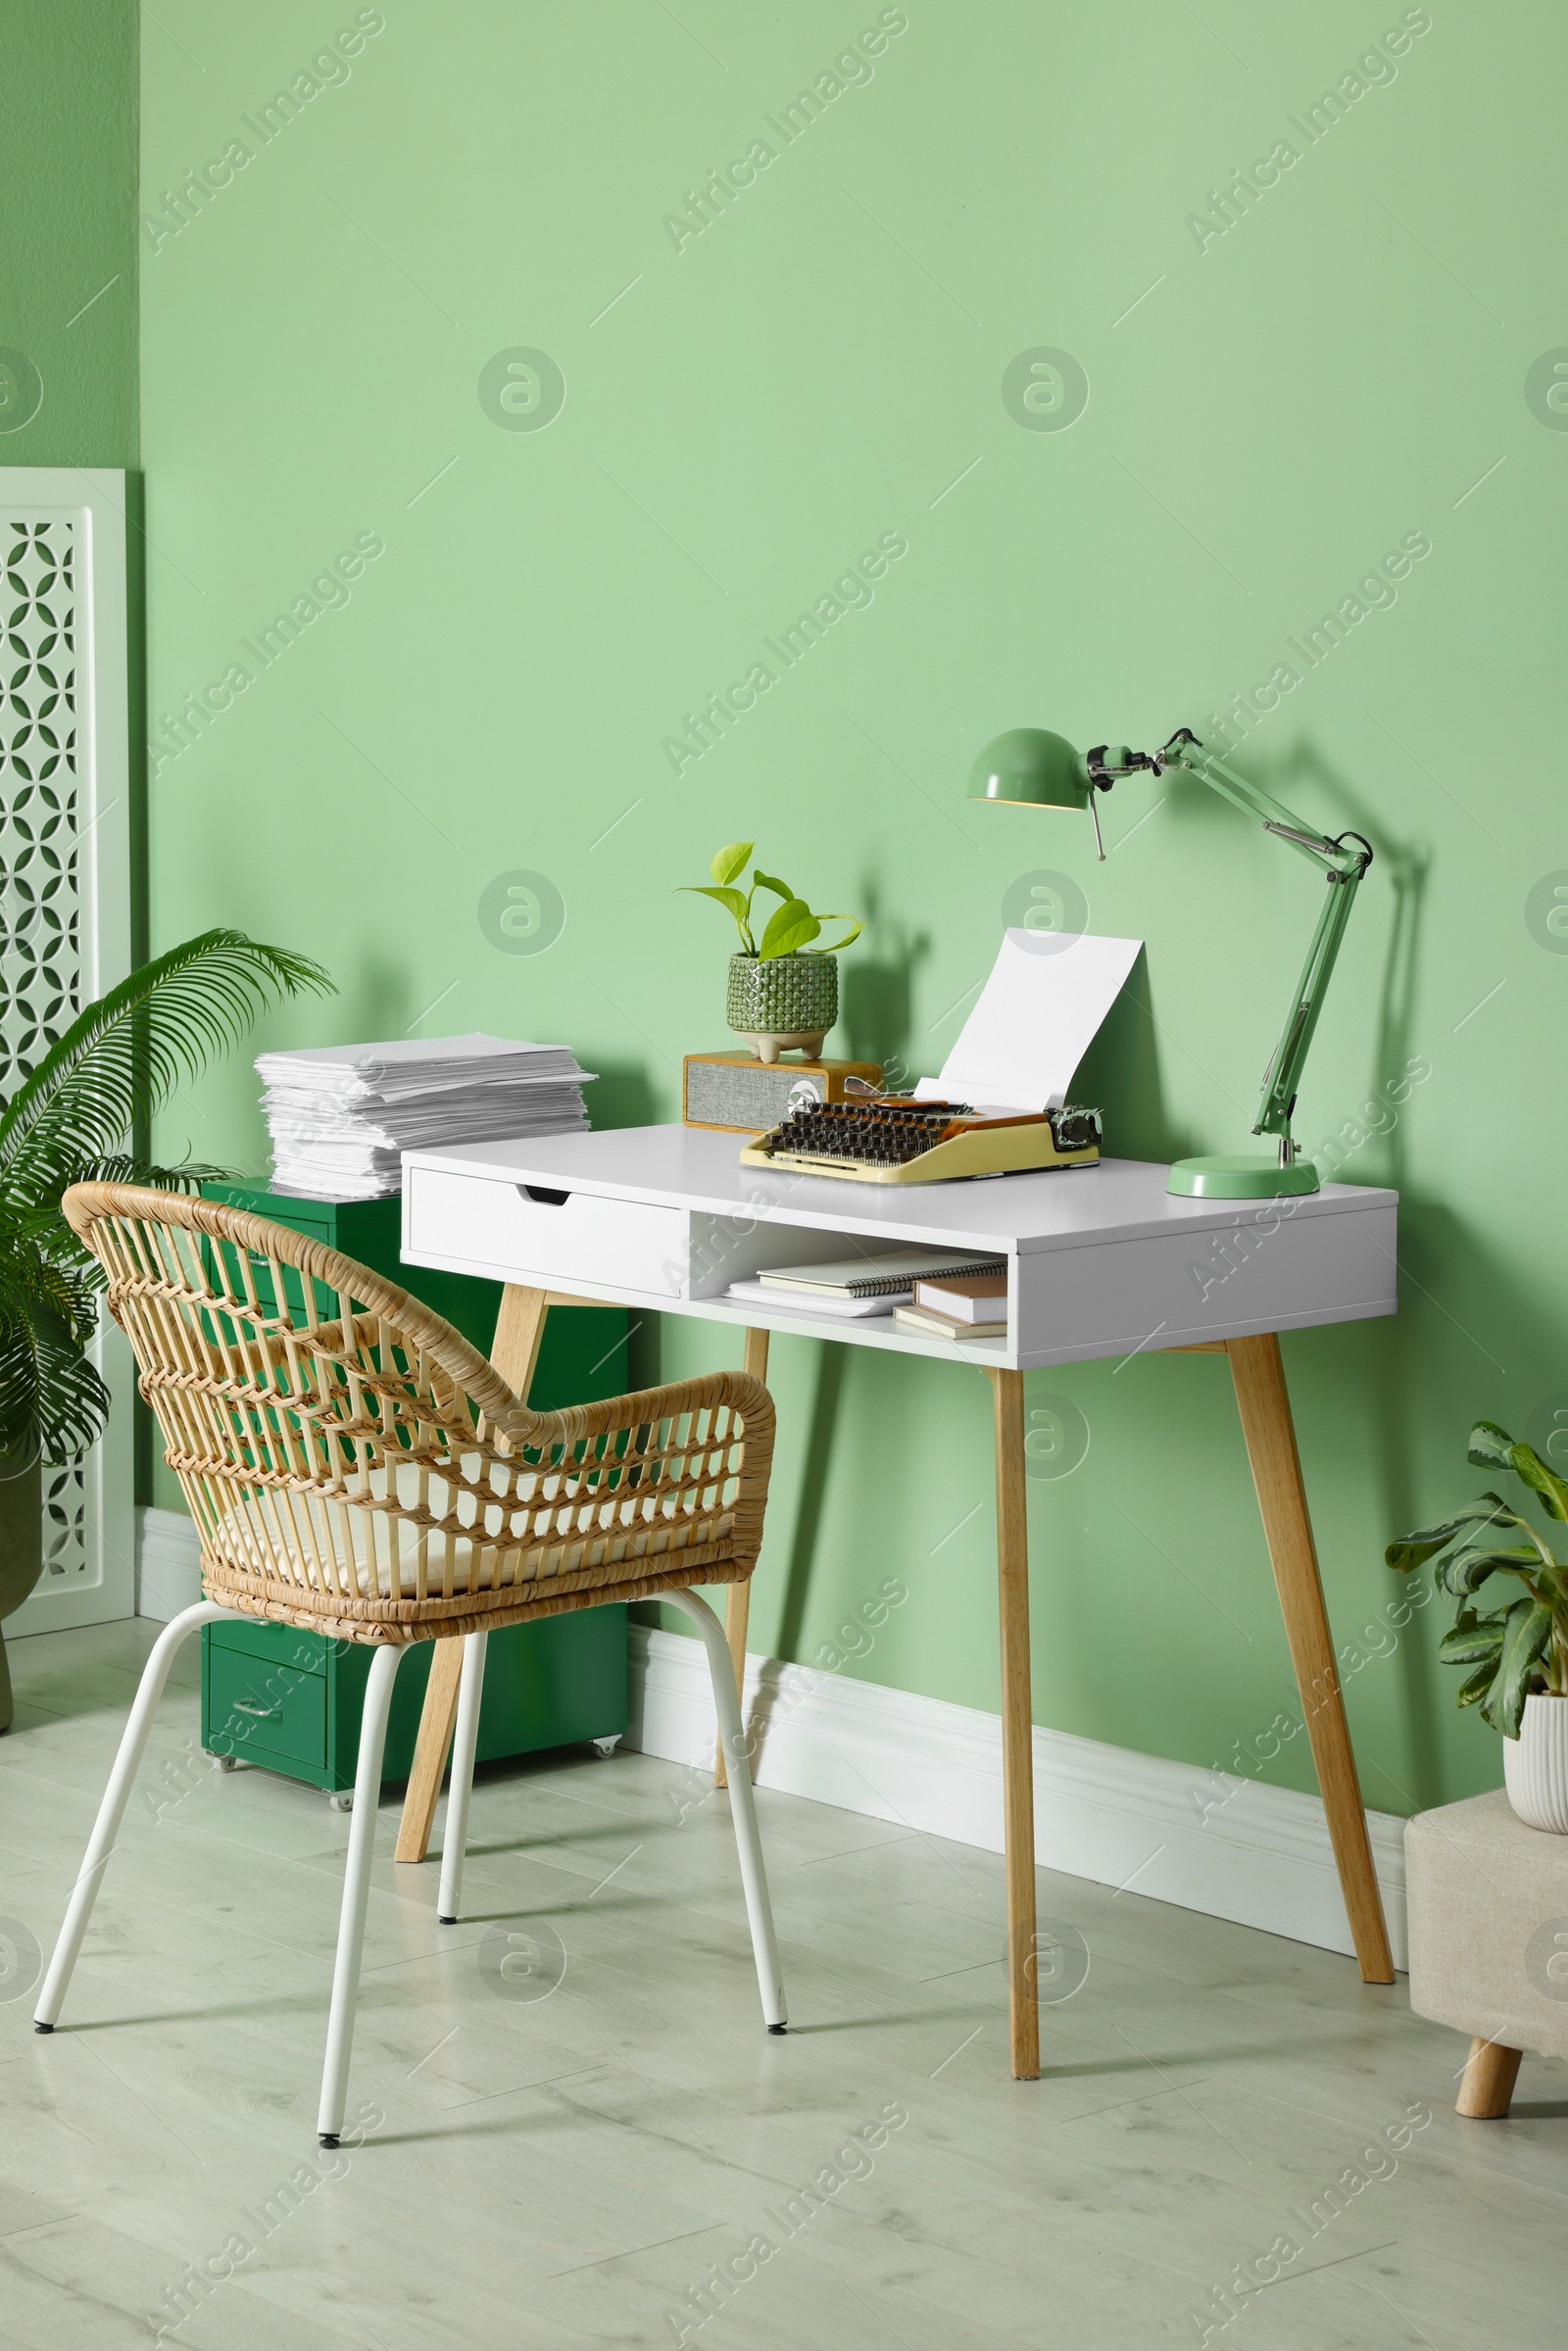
[966,725,1374,1200]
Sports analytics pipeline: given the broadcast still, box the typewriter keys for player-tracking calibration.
[738,1096,1103,1185]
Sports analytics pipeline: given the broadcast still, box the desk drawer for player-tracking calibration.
[405,1168,684,1295]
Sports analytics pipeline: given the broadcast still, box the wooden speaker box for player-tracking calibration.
[682,1052,883,1134]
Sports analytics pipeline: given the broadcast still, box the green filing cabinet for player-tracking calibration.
[195,1183,628,1803]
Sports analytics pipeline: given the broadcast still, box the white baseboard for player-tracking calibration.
[130,1511,1407,1966]
[135,1504,204,1624]
[626,1625,1408,1970]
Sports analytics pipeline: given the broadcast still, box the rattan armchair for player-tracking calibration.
[34,1185,786,2143]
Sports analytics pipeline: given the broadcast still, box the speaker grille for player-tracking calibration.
[685,1060,828,1132]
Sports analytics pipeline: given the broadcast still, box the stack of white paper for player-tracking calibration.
[257,1032,594,1200]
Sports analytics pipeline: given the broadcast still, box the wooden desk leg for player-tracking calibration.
[716,1327,770,1788]
[990,1368,1040,2081]
[1225,1333,1395,1984]
[394,1283,554,1864]
[394,1638,466,1864]
[1457,2036,1522,2119]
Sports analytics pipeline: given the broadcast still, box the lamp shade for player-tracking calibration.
[966,729,1091,807]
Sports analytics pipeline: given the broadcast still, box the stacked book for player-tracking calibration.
[725,1248,1004,1323]
[256,1032,593,1200]
[894,1270,1008,1343]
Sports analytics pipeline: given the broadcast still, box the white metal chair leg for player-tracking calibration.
[317,1641,404,2147]
[437,1629,487,1923]
[34,1599,231,2033]
[664,1588,787,2033]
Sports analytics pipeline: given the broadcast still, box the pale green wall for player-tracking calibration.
[0,0,137,465]
[138,2,1567,1815]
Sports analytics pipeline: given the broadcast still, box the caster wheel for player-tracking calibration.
[209,1752,237,1773]
[591,1737,621,1758]
[328,1792,354,1812]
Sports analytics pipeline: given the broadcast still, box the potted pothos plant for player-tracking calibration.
[679,843,861,1064]
[1387,1420,1568,1831]
[0,928,331,1728]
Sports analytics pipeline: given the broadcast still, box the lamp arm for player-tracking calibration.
[1128,730,1373,1152]
[1155,732,1361,878]
[1251,852,1366,1142]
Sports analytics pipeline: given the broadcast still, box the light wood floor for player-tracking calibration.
[1,1620,1565,2350]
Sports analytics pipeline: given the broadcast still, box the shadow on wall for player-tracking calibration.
[769,933,1177,1707]
[1267,736,1432,1165]
[589,1059,657,1136]
[1266,740,1438,1777]
[1298,744,1445,1802]
[1360,1200,1568,1807]
[1214,739,1560,1807]
[589,1064,661,1391]
[1075,946,1191,1165]
[1177,735,1451,1798]
[749,893,930,1697]
[339,956,417,1047]
[840,884,932,1081]
[760,1341,847,1707]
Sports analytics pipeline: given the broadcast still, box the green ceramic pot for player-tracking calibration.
[0,1456,43,1734]
[726,954,838,1057]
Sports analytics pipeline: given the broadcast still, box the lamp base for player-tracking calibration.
[1167,1153,1320,1200]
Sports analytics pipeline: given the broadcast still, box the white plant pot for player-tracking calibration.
[1502,1693,1568,1834]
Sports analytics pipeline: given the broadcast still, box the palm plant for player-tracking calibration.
[0,929,332,1466]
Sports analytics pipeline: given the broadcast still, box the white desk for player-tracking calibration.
[396,1125,1398,2076]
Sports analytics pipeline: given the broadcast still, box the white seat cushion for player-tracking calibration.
[211,1452,735,1597]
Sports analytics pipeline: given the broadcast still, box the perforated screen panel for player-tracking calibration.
[0,473,133,1630]
[0,515,90,1584]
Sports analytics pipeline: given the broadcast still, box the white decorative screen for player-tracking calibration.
[1,518,88,1589]
[1,472,132,1634]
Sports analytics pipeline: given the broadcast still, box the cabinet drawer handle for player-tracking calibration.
[520,1185,570,1206]
[231,1699,282,1719]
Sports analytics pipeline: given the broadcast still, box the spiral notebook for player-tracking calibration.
[758,1248,1005,1299]
[723,1281,906,1319]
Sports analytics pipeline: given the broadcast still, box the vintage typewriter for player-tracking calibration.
[738,1091,1102,1185]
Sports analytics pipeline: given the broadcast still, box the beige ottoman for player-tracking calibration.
[1406,1788,1568,2117]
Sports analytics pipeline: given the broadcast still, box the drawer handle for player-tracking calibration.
[231,1699,283,1719]
[520,1184,570,1206]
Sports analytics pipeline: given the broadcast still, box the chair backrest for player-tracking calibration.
[64,1183,770,1627]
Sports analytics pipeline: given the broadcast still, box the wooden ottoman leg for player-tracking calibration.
[991,1368,1040,2082]
[716,1328,769,1788]
[395,1283,554,1864]
[1226,1333,1395,1984]
[1457,2036,1523,2119]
